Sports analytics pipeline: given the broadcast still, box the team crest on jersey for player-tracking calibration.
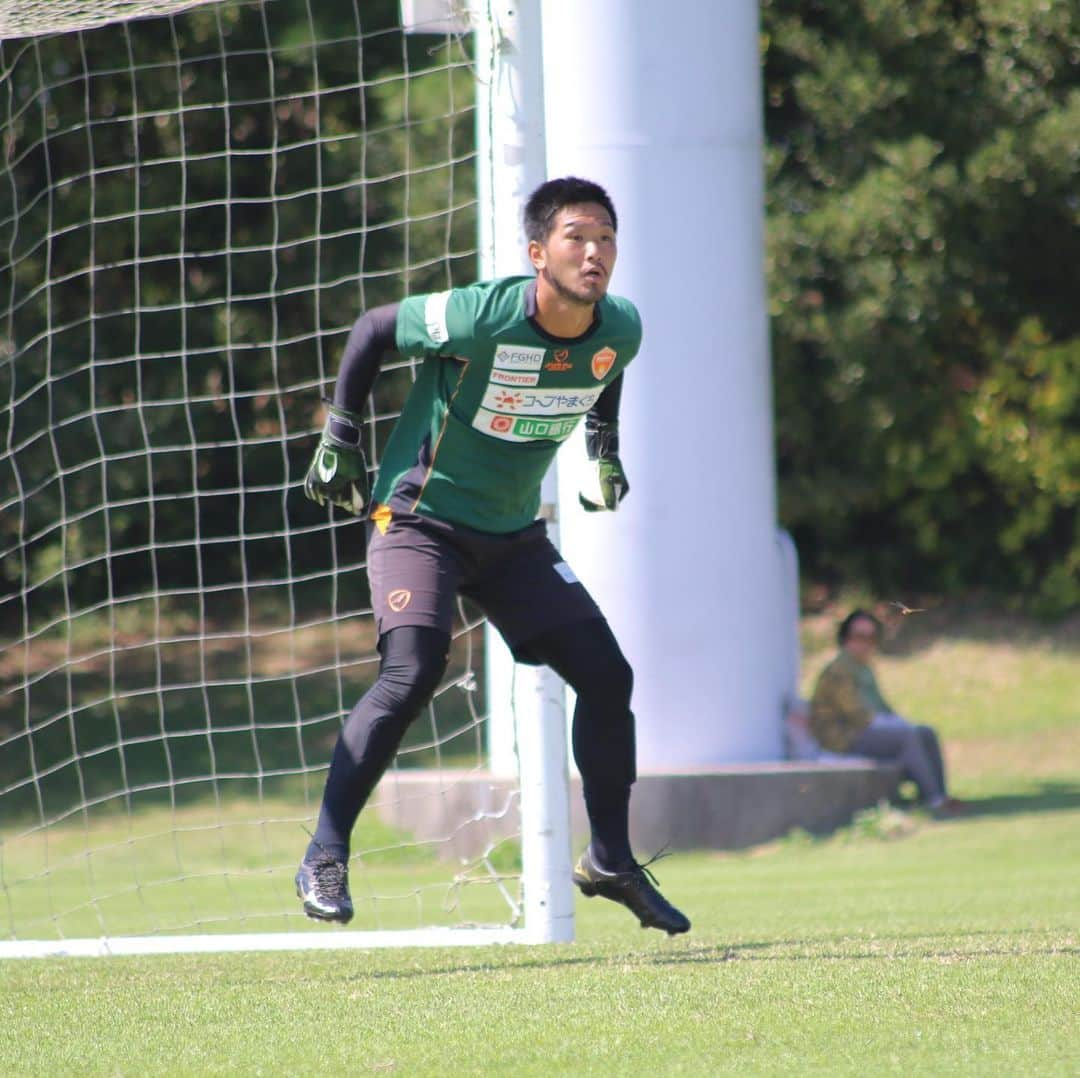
[591,347,616,380]
[545,349,572,371]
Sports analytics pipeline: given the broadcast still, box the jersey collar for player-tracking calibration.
[523,277,602,344]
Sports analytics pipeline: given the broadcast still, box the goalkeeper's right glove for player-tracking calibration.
[304,402,370,516]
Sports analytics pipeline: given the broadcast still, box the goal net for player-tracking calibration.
[0,0,548,957]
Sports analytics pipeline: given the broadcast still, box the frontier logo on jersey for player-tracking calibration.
[490,368,540,387]
[591,347,616,380]
[544,349,572,371]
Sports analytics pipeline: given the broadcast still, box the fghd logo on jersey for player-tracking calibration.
[493,343,546,371]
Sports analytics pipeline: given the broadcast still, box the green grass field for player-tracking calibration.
[2,604,1077,1074]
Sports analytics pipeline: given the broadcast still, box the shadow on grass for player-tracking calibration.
[946,780,1080,819]
[880,780,1080,824]
[350,930,1078,981]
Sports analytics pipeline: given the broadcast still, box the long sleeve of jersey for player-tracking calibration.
[332,302,401,412]
[583,372,624,458]
[590,372,623,424]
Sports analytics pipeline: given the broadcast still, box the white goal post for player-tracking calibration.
[0,0,573,957]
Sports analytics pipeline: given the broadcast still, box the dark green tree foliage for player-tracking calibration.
[5,1,1076,628]
[0,0,475,632]
[763,0,1080,612]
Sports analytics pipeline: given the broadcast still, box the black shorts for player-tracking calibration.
[365,511,603,658]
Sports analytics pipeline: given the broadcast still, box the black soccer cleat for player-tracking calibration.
[295,852,354,924]
[573,846,691,936]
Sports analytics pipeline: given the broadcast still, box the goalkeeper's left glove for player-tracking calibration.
[304,402,370,516]
[578,416,629,512]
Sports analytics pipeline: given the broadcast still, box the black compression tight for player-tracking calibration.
[523,617,637,869]
[309,618,636,869]
[309,626,449,861]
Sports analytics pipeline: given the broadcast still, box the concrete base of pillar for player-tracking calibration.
[373,761,902,862]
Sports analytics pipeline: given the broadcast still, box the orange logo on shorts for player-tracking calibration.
[388,589,412,612]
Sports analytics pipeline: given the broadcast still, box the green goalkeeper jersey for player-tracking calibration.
[371,275,641,533]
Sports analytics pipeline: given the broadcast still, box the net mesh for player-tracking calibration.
[0,0,523,946]
[0,1,219,39]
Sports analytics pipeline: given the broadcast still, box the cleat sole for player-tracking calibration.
[301,903,353,924]
[296,880,354,924]
[573,851,690,935]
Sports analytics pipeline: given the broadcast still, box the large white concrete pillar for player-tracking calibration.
[542,0,787,764]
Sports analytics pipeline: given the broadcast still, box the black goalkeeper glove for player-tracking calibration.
[578,416,629,512]
[304,402,370,516]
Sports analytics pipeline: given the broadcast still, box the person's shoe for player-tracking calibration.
[573,846,690,936]
[930,797,969,820]
[295,852,354,923]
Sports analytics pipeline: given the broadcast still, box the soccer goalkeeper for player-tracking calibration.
[296,176,690,936]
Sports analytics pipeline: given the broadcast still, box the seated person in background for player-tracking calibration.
[810,609,966,818]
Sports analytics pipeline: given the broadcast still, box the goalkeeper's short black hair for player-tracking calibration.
[524,176,618,243]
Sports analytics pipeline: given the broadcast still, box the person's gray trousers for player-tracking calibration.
[850,713,947,803]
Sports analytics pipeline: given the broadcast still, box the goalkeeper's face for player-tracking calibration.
[529,203,617,307]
